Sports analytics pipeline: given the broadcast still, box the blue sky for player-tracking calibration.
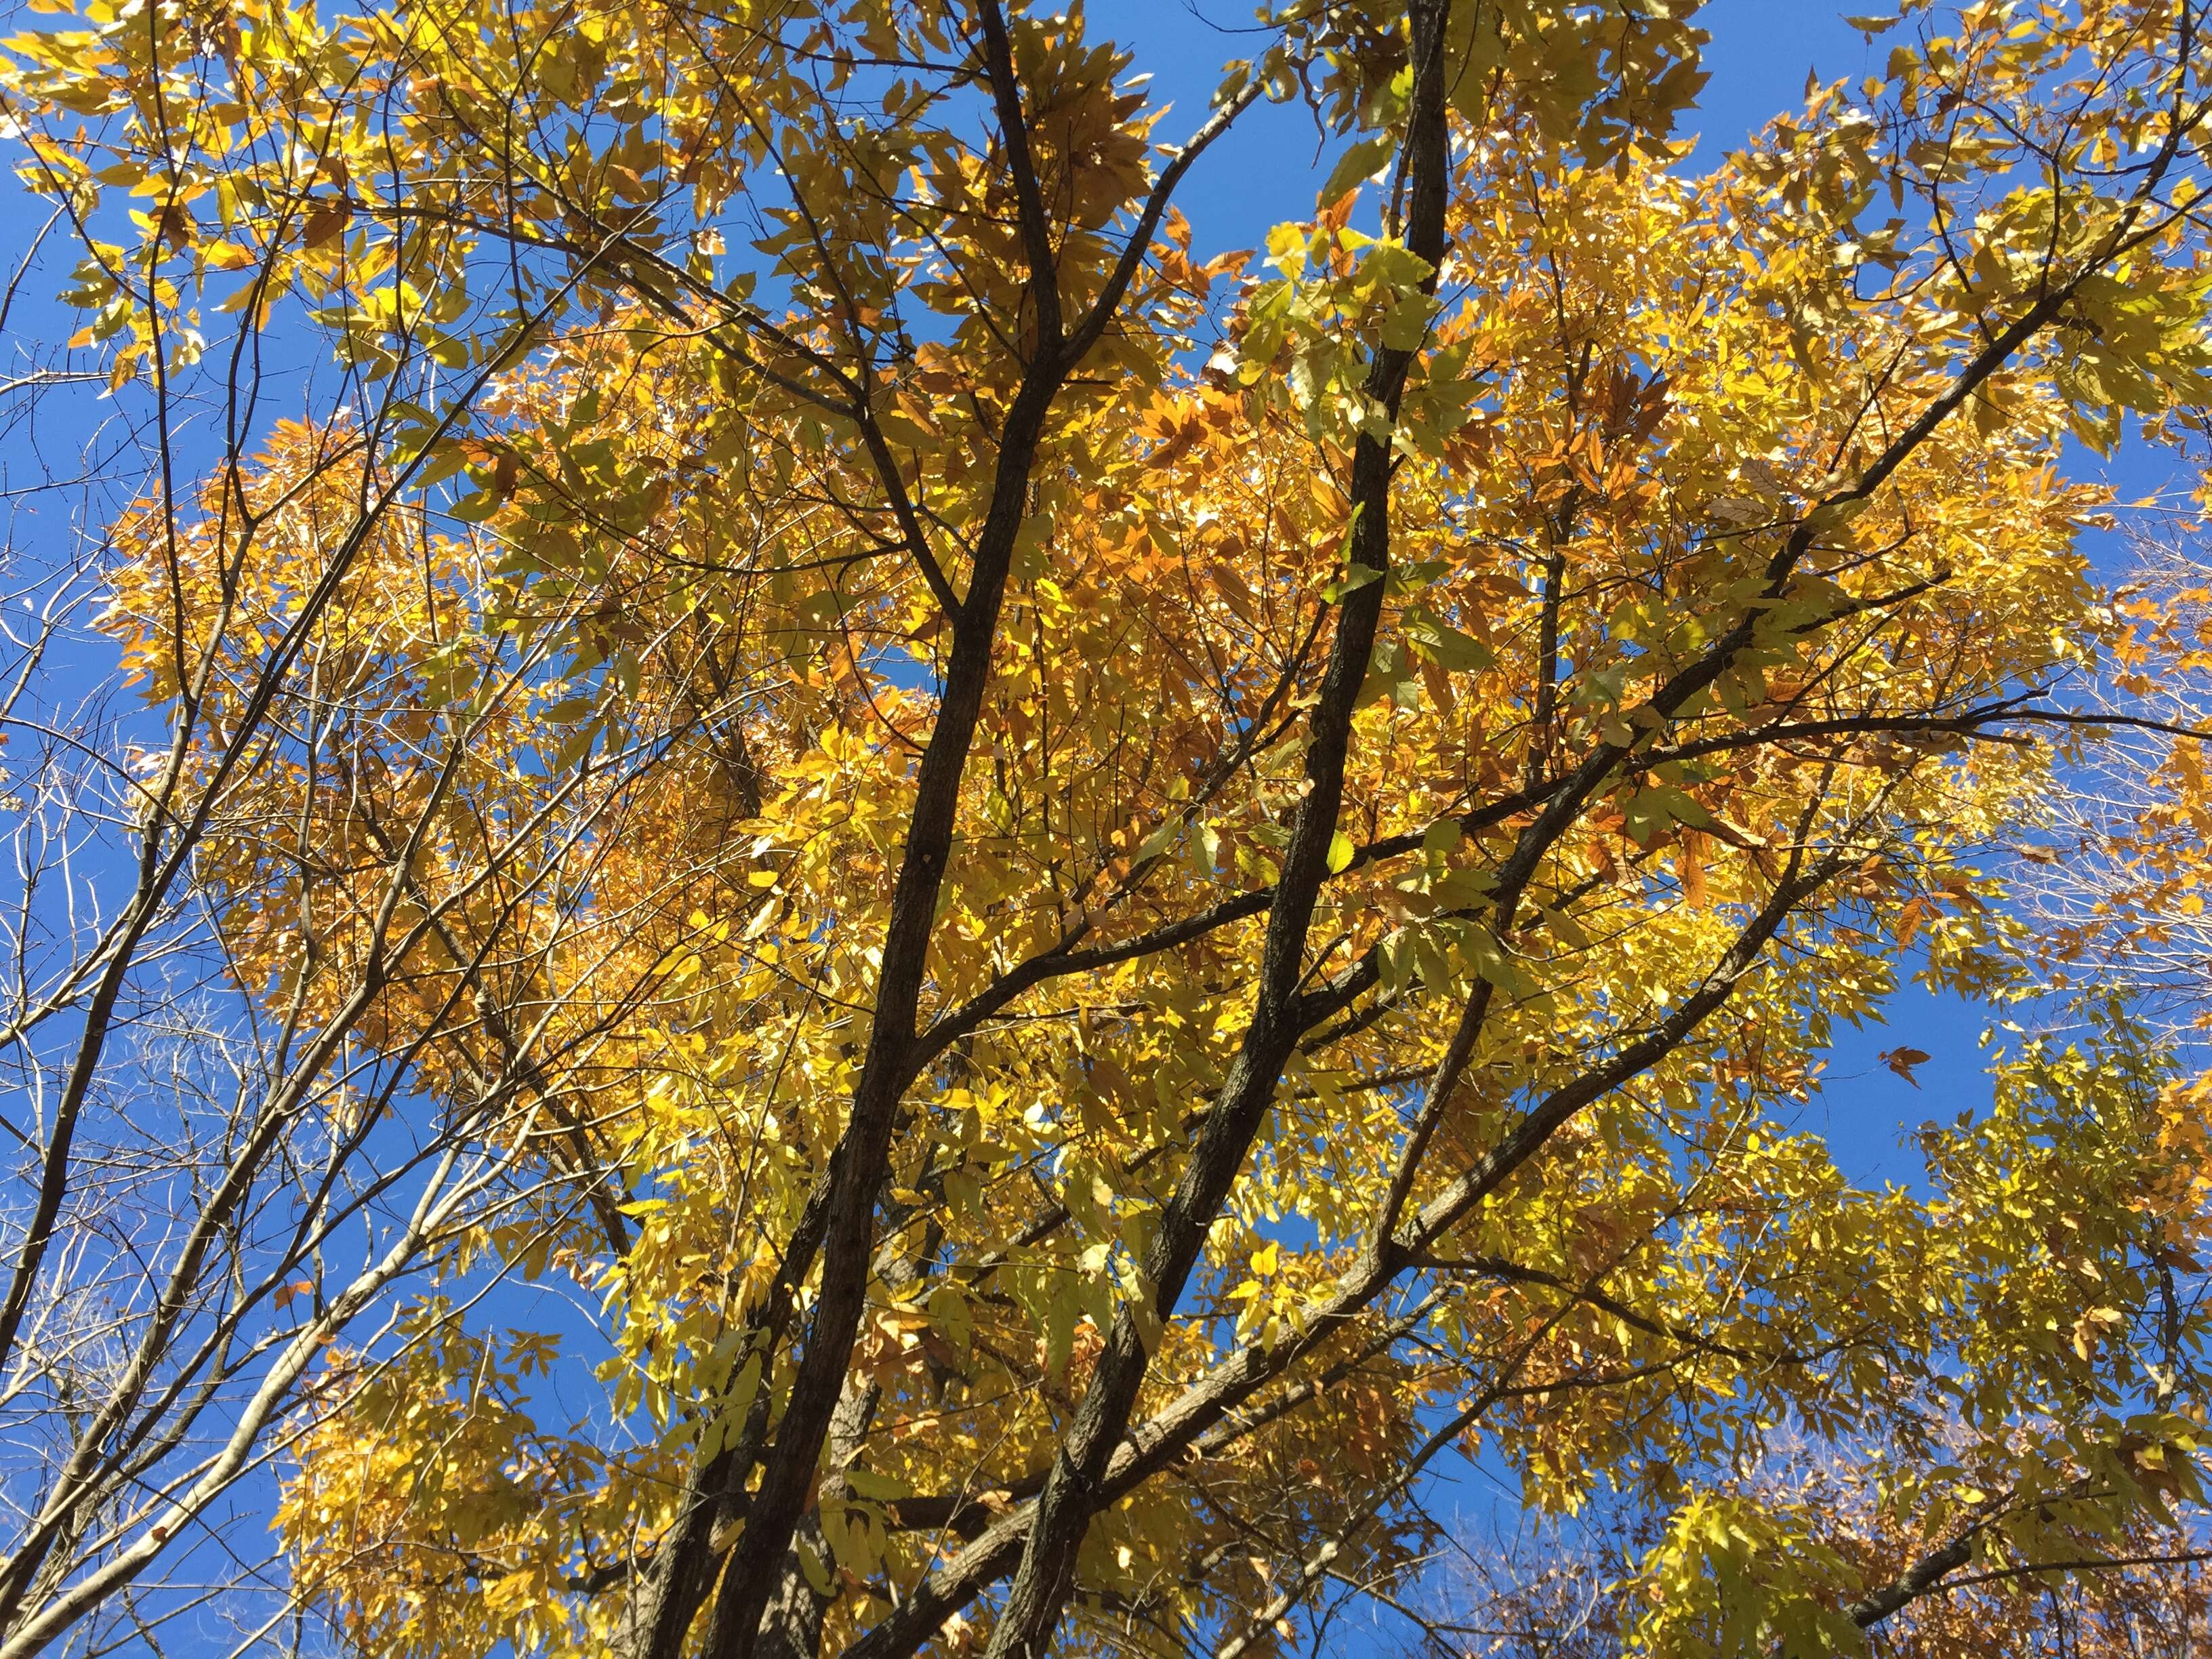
[1134,0,1886,250]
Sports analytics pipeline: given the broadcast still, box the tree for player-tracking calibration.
[2026,510,2212,1031]
[1,1,2211,1656]
[1425,1428,2212,1659]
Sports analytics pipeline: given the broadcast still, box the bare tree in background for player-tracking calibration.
[0,222,739,1655]
[2024,497,2212,1030]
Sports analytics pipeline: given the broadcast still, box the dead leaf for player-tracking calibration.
[1880,1046,1931,1086]
[302,198,352,249]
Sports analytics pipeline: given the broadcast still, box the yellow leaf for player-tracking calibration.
[1326,831,1355,874]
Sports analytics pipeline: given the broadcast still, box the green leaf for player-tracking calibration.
[1322,562,1383,604]
[796,1540,835,1597]
[1406,611,1494,672]
[1319,133,1395,205]
[1380,294,1435,351]
[1622,785,1713,846]
[1133,819,1179,864]
[445,487,500,523]
[842,1467,914,1501]
[1465,926,1536,996]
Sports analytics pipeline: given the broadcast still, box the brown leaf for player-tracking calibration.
[154,201,194,251]
[1678,832,1708,908]
[302,198,352,250]
[1880,1046,1932,1086]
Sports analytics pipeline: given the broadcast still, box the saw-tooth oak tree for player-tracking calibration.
[3,0,2212,1655]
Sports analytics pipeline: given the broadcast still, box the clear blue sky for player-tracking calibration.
[1134,0,1887,248]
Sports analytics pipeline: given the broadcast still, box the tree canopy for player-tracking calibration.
[1,1,2212,1656]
